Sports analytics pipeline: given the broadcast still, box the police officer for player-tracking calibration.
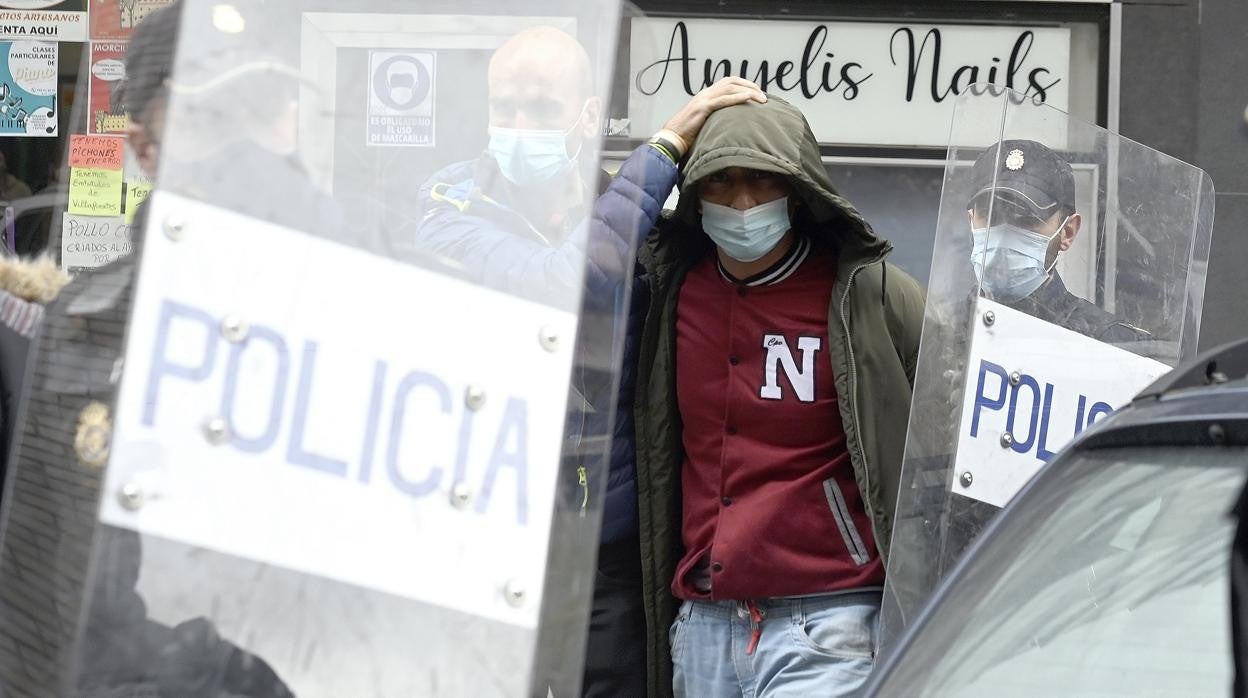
[966,139,1150,342]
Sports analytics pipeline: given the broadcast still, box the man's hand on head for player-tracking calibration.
[659,78,767,159]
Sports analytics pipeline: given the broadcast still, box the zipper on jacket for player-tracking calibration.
[577,466,589,512]
[840,260,880,557]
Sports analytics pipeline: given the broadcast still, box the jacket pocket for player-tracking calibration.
[823,478,870,566]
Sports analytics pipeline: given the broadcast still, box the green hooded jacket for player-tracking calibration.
[633,96,926,697]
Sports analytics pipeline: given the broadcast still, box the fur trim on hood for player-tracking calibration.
[0,255,71,304]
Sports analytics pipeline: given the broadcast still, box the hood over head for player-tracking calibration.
[671,95,889,262]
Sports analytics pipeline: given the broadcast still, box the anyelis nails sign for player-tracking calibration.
[628,18,1070,148]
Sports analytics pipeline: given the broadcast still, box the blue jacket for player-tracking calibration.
[415,145,678,542]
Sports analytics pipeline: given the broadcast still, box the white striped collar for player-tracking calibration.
[718,236,811,287]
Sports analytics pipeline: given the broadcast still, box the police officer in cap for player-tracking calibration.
[967,139,1150,343]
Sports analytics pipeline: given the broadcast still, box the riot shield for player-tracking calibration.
[879,86,1215,652]
[0,1,630,696]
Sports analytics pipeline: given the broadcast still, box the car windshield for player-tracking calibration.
[874,446,1246,697]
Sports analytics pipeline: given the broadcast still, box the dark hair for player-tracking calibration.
[116,1,183,122]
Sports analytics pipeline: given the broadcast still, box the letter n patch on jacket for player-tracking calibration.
[760,334,822,403]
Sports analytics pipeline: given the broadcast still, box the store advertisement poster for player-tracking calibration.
[88,41,126,134]
[68,133,124,215]
[89,0,172,40]
[0,40,56,136]
[0,0,87,42]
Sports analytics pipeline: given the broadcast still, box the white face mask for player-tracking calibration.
[700,197,791,263]
[971,216,1069,302]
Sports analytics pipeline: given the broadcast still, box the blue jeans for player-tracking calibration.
[670,591,880,698]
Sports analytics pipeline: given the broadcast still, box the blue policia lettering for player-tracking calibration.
[969,359,1116,464]
[143,299,532,525]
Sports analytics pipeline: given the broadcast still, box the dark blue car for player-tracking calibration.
[867,339,1248,697]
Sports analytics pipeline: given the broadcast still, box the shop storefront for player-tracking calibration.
[2,0,1232,350]
[608,1,1115,292]
[0,0,173,266]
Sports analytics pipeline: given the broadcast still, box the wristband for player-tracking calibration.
[648,136,682,165]
[656,128,690,155]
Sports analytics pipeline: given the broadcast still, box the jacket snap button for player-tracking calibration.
[729,356,740,366]
[711,562,724,573]
[722,497,732,506]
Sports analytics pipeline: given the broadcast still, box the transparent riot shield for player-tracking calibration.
[879,86,1214,652]
[0,1,630,696]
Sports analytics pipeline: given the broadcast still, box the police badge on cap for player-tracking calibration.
[75,401,112,469]
[968,139,1077,217]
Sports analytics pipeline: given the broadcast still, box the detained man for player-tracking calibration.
[631,96,925,696]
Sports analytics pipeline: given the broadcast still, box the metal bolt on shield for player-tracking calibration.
[503,579,526,608]
[959,471,973,488]
[982,311,996,327]
[119,482,144,511]
[1000,432,1014,448]
[464,386,486,411]
[538,327,559,352]
[220,316,249,344]
[163,216,187,241]
[450,482,472,509]
[203,417,230,445]
[1009,371,1022,386]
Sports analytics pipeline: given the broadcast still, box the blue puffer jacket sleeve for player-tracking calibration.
[415,147,677,311]
[594,146,678,543]
[415,146,679,544]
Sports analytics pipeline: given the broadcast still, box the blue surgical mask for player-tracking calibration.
[486,104,588,185]
[700,197,792,263]
[971,218,1067,302]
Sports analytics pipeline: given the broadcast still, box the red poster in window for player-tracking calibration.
[89,0,173,40]
[87,41,127,134]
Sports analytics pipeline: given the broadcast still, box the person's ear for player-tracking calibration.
[1057,212,1082,251]
[580,96,602,139]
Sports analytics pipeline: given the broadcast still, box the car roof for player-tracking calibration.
[1077,337,1248,451]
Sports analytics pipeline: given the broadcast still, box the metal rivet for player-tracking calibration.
[503,579,526,608]
[983,311,996,327]
[1000,432,1014,448]
[203,417,230,445]
[1210,423,1228,444]
[450,482,472,509]
[118,482,144,511]
[538,327,559,352]
[163,216,186,241]
[464,386,486,411]
[1009,371,1022,386]
[959,471,973,488]
[220,316,249,343]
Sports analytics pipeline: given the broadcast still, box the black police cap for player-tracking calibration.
[968,139,1076,217]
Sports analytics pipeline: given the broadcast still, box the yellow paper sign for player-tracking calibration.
[125,181,152,224]
[69,167,124,217]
